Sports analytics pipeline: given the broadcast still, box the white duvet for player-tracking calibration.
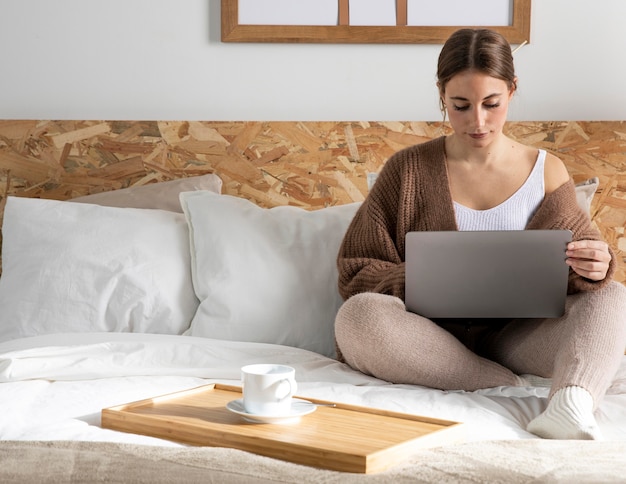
[1,333,625,446]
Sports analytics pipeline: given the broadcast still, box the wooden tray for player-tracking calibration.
[101,383,464,474]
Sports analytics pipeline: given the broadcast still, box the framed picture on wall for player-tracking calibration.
[221,0,531,44]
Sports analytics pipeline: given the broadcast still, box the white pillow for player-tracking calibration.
[575,177,599,215]
[71,173,222,212]
[180,191,359,357]
[0,197,198,343]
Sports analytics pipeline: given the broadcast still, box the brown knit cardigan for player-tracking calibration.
[337,136,615,302]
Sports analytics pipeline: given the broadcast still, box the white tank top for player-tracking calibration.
[454,150,545,231]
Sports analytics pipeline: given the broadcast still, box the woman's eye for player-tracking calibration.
[453,105,469,111]
[485,103,500,109]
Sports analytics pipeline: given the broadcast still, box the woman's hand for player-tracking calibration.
[565,240,611,281]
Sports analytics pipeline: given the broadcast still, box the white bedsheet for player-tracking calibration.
[1,333,625,445]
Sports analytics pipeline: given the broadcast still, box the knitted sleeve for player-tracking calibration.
[336,155,407,301]
[527,179,616,293]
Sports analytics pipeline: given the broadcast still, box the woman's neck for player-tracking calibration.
[445,133,514,167]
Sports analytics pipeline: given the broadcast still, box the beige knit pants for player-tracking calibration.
[335,282,626,406]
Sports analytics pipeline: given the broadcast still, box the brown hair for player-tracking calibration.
[437,29,517,95]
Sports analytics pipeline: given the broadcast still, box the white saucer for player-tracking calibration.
[226,398,316,424]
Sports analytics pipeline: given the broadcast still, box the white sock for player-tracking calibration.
[527,386,602,440]
[520,374,553,388]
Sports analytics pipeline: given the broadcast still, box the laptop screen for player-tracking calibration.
[404,230,572,319]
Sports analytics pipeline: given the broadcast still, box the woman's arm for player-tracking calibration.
[336,155,408,301]
[337,203,406,300]
[544,153,612,283]
[528,178,616,292]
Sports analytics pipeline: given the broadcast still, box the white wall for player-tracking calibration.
[0,0,624,121]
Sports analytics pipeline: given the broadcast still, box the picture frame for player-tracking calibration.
[221,0,531,44]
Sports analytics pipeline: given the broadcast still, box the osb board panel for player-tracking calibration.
[0,120,624,284]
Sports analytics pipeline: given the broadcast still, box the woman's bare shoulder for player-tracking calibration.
[543,151,570,194]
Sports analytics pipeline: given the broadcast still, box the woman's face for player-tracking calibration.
[441,70,515,148]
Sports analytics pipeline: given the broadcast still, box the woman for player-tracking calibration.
[335,28,626,440]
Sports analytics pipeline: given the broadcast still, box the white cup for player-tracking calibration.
[241,364,298,415]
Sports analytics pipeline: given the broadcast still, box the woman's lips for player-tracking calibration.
[469,132,488,140]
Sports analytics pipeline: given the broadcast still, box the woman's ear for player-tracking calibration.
[509,77,518,98]
[437,82,446,109]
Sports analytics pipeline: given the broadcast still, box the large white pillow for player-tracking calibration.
[0,197,198,343]
[180,191,359,358]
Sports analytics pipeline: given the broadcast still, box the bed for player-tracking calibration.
[0,120,625,483]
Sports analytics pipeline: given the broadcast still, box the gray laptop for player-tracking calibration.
[405,230,572,319]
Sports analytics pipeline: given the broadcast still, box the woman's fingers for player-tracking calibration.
[566,240,610,281]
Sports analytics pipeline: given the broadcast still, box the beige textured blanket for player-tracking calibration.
[2,439,625,483]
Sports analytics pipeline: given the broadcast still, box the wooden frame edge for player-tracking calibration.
[221,0,531,44]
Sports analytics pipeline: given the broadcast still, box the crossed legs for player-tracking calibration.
[334,292,524,391]
[335,282,626,439]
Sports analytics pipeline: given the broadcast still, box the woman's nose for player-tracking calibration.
[473,108,486,127]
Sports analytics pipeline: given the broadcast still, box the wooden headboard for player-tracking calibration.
[1,120,624,284]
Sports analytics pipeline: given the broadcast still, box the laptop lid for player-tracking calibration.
[405,230,572,319]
